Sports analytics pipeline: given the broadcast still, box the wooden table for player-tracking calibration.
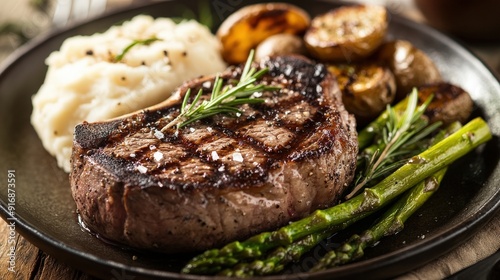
[1,1,499,279]
[0,218,95,279]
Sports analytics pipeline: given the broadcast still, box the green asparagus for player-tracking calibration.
[214,122,461,277]
[311,166,448,271]
[217,212,373,277]
[182,117,491,275]
[347,89,440,199]
[217,230,332,277]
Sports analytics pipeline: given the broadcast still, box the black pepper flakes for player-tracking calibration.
[163,50,168,56]
[182,51,187,57]
[121,77,126,81]
[141,61,146,66]
[85,50,93,56]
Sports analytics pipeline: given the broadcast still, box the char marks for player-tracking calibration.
[77,55,335,191]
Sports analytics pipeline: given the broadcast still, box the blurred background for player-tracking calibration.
[1,0,499,76]
[0,0,132,62]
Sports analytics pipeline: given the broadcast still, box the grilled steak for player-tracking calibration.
[70,55,358,253]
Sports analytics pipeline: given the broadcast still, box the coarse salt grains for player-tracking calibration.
[232,152,243,162]
[211,151,219,160]
[136,165,148,174]
[153,151,163,162]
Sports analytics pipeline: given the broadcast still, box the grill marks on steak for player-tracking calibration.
[71,56,358,253]
[80,57,338,190]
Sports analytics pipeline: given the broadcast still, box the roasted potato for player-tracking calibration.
[376,40,442,101]
[417,82,473,125]
[216,3,310,64]
[328,63,396,124]
[255,33,307,61]
[304,5,388,62]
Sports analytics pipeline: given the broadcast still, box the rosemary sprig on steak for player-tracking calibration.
[346,89,442,199]
[181,117,491,275]
[161,50,279,131]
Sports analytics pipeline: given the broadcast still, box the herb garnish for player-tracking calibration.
[114,37,161,62]
[161,50,279,131]
[345,89,441,199]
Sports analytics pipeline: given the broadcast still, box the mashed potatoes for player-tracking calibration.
[31,15,226,172]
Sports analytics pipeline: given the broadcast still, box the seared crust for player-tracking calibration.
[70,55,358,253]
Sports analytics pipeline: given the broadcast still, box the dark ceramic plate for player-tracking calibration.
[0,1,499,279]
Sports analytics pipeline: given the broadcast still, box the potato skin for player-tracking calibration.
[418,82,474,125]
[216,3,310,64]
[376,40,442,100]
[255,34,307,61]
[304,5,388,62]
[328,63,396,125]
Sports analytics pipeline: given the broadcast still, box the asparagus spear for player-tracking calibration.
[182,117,491,275]
[311,166,448,271]
[216,122,461,277]
[217,213,371,277]
[347,89,440,199]
[221,166,445,277]
[218,230,332,277]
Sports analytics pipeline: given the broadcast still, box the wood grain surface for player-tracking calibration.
[0,219,96,280]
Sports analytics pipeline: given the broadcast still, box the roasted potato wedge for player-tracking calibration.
[255,33,307,61]
[328,63,396,124]
[304,5,388,62]
[216,3,310,64]
[418,82,473,125]
[376,40,442,100]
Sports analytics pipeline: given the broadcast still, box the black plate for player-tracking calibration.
[1,1,499,279]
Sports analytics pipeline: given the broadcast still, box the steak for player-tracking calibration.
[70,55,358,253]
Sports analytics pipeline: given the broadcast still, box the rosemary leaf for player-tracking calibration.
[161,49,278,131]
[186,88,204,115]
[181,89,191,114]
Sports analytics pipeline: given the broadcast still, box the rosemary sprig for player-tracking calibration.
[345,88,441,199]
[161,50,279,131]
[114,37,161,62]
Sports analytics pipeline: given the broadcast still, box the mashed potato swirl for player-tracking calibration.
[31,15,226,172]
